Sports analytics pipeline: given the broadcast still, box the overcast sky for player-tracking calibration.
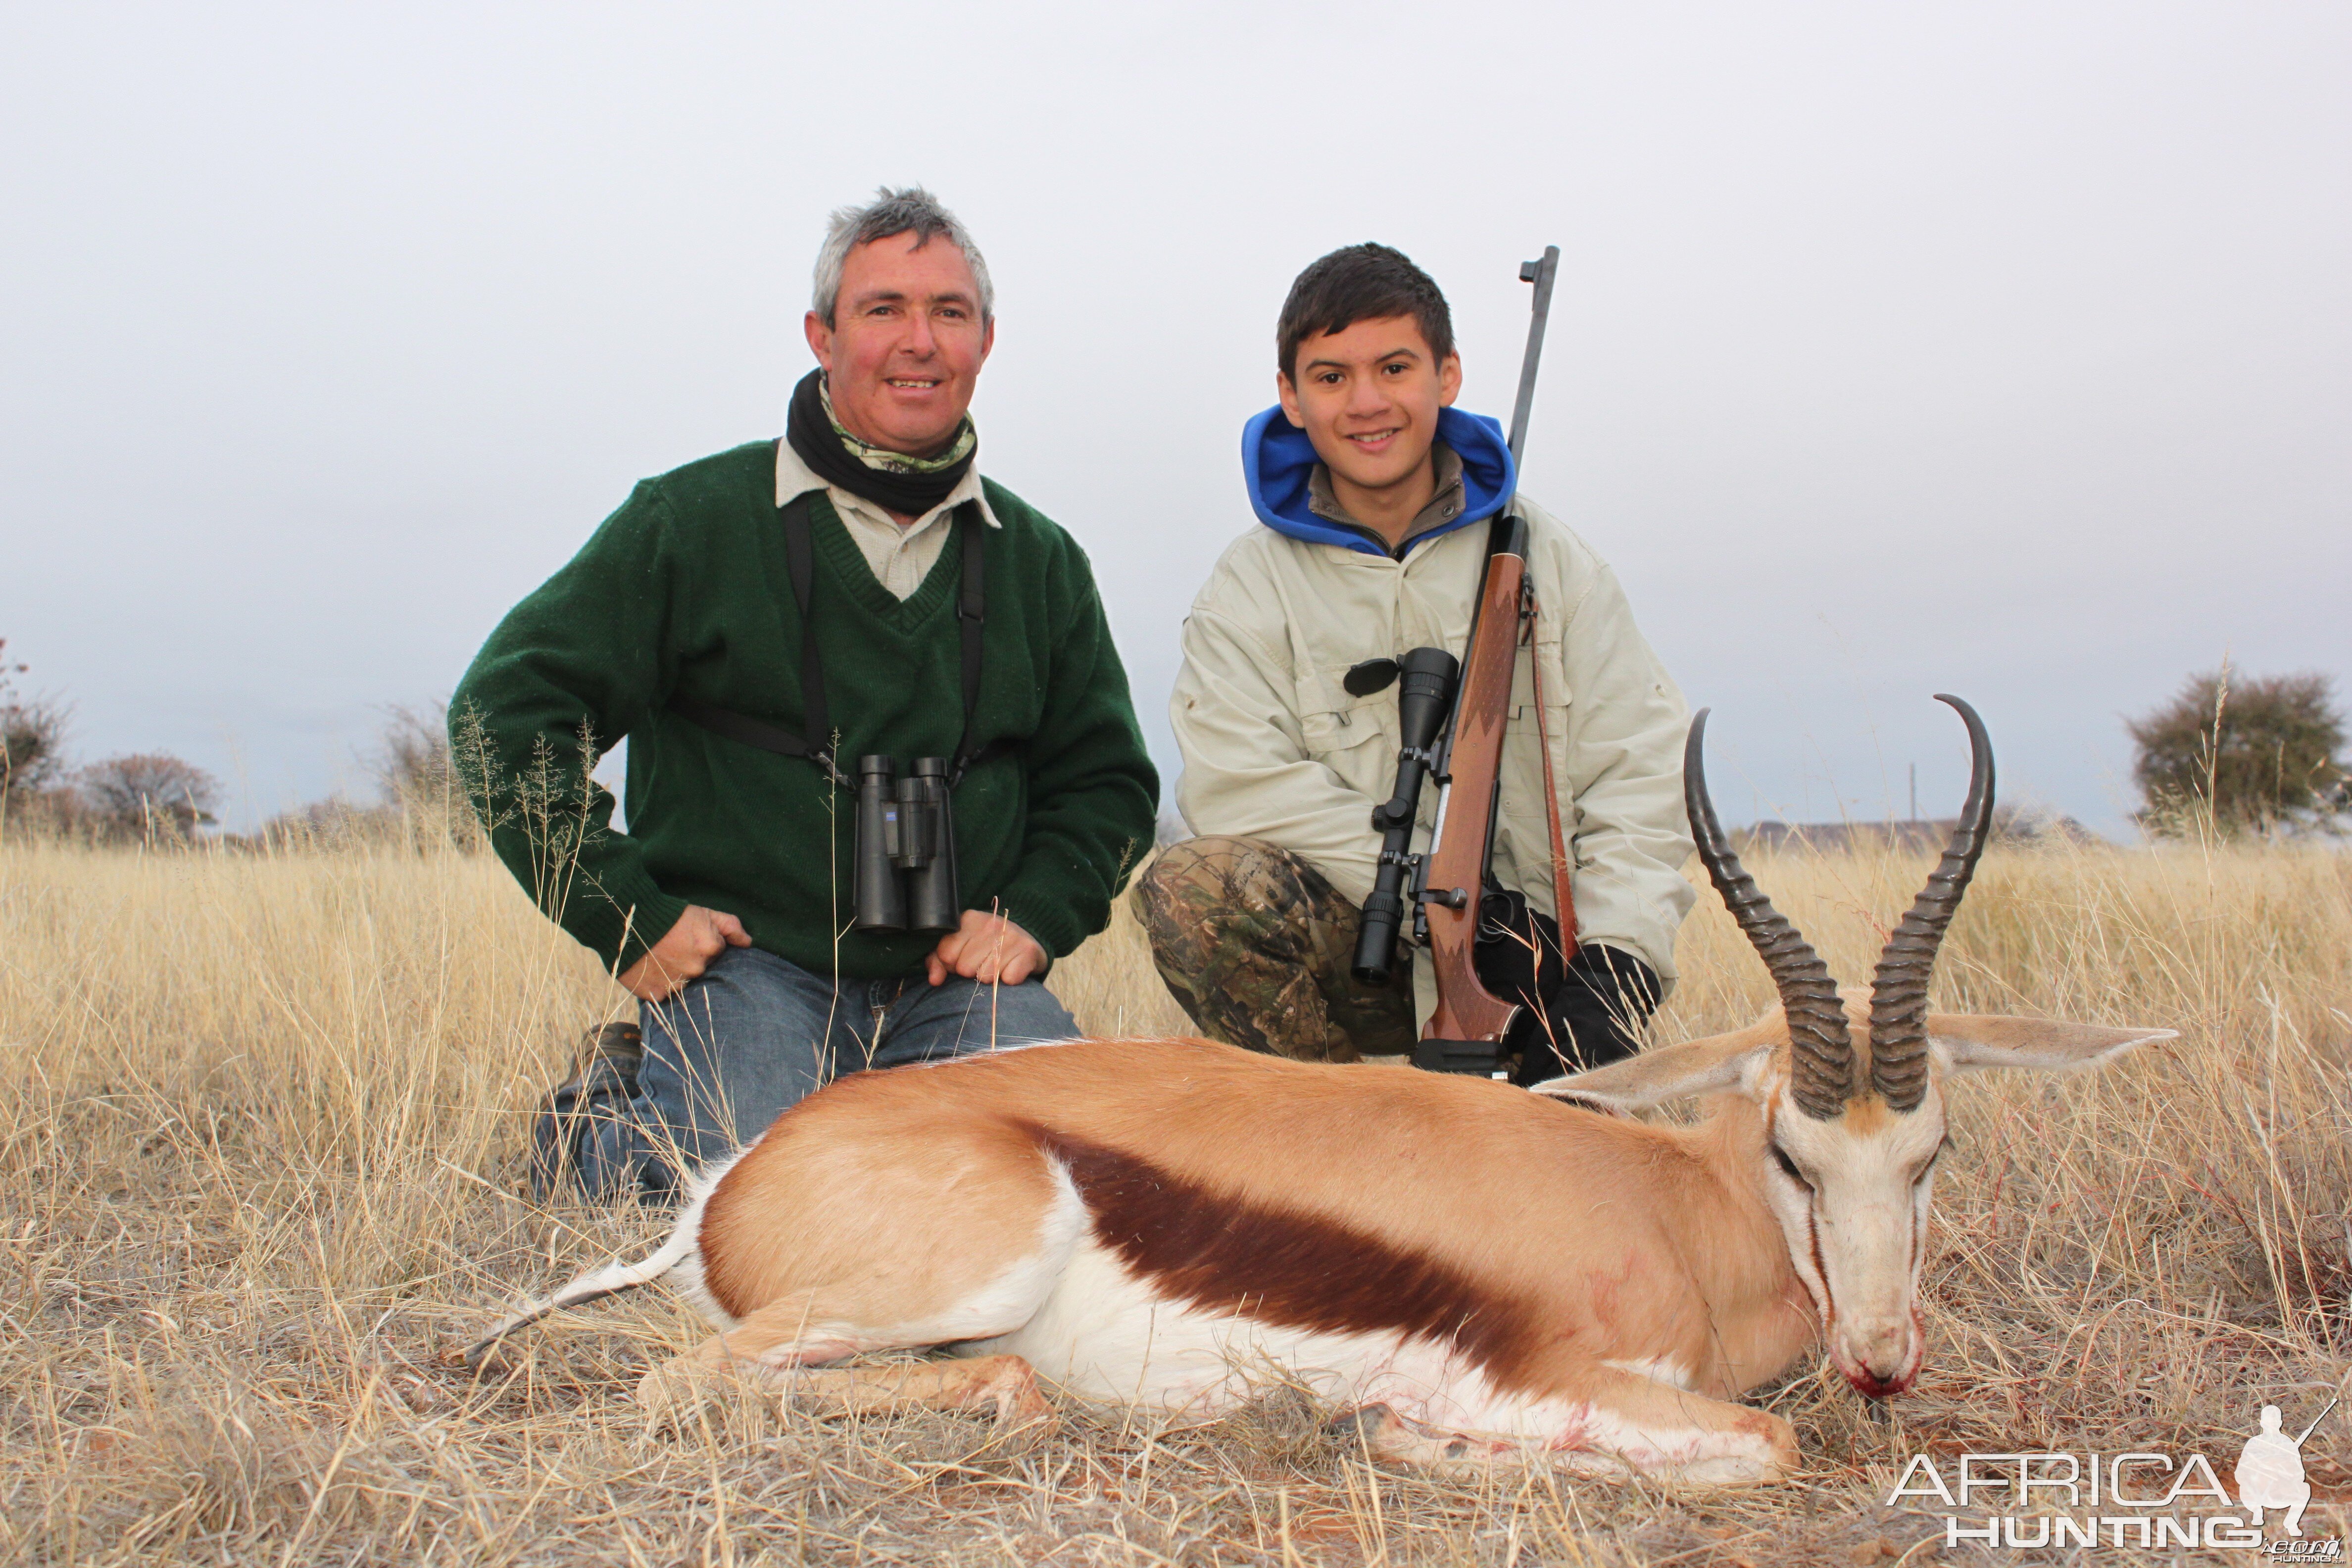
[4,1,2347,836]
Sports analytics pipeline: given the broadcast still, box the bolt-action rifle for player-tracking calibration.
[1350,246,1576,1077]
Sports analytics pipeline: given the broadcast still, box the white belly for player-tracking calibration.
[958,1237,1570,1440]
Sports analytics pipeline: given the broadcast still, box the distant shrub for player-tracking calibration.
[78,753,223,842]
[371,702,482,850]
[0,638,69,802]
[248,704,484,854]
[1,638,79,843]
[2128,668,2348,836]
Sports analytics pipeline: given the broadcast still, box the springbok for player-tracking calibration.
[468,696,2168,1486]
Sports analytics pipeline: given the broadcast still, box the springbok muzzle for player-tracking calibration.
[1833,1311,1925,1398]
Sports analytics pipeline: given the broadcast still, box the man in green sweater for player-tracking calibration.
[453,187,1157,1200]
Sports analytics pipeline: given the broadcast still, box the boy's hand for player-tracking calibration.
[617,906,752,1001]
[927,910,1046,987]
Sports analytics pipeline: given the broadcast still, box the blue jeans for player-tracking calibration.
[577,945,1078,1198]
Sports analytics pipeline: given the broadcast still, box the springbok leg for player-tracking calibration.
[637,1294,1053,1432]
[1338,1365,1798,1487]
[784,1355,1054,1430]
[636,1291,855,1422]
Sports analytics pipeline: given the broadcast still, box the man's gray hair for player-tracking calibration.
[812,186,994,327]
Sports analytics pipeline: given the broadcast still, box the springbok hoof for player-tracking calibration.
[1329,1403,1401,1441]
[970,1356,1059,1438]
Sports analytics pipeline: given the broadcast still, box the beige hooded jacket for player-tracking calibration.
[1170,494,1696,999]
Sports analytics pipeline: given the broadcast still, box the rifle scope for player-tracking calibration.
[1351,646,1461,985]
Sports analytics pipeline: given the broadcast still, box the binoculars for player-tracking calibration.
[1351,646,1462,985]
[853,755,962,934]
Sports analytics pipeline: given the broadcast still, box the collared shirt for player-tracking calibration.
[1306,442,1468,554]
[774,440,1003,601]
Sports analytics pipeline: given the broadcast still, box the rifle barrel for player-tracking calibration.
[1504,245,1561,481]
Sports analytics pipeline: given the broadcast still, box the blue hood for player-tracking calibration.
[1241,404,1517,556]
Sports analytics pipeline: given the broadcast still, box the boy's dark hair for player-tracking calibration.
[1276,244,1455,382]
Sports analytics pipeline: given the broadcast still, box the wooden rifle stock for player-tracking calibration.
[1417,514,1532,1058]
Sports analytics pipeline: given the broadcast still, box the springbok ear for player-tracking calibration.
[1928,1013,2174,1074]
[1529,1026,1778,1112]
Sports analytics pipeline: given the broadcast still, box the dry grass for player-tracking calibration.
[0,831,2347,1564]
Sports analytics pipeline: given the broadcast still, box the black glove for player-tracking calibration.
[1526,944,1661,1082]
[1471,886,1661,1084]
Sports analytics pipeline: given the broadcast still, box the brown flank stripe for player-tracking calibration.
[1029,1126,1547,1389]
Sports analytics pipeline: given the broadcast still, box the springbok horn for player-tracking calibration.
[1867,695,1996,1112]
[1685,710,1855,1120]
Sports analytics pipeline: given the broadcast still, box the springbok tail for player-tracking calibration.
[462,1223,698,1368]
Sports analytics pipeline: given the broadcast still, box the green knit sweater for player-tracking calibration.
[450,441,1158,979]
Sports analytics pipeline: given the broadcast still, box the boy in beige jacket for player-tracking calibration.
[1139,244,1694,1082]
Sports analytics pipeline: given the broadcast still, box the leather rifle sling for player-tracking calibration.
[1522,582,1578,951]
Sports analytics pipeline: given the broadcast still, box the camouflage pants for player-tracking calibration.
[1134,836,1415,1062]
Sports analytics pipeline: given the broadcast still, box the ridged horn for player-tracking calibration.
[1685,709,1855,1120]
[1867,695,1996,1112]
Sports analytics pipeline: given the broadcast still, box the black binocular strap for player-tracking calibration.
[787,488,830,772]
[669,489,1001,788]
[948,505,996,783]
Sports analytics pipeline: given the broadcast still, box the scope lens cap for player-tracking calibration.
[1344,658,1401,697]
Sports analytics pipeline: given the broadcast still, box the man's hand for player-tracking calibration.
[927,909,1047,987]
[618,906,753,1001]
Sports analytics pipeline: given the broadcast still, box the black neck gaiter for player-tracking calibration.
[784,369,977,516]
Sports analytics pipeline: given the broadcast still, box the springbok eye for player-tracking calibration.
[1769,1145,1812,1190]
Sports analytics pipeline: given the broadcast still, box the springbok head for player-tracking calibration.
[1538,697,2171,1398]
